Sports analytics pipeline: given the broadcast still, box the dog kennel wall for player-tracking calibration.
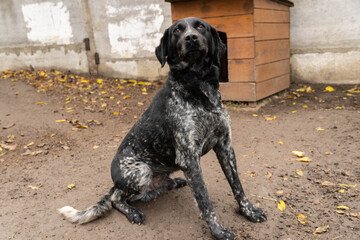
[165,0,294,102]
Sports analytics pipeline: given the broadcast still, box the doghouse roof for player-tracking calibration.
[166,0,294,7]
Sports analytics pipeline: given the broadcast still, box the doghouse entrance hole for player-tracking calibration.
[218,31,228,82]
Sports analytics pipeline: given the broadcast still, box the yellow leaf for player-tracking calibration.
[278,141,284,145]
[123,95,131,99]
[292,102,296,105]
[306,86,313,92]
[50,133,56,137]
[316,127,325,131]
[93,145,99,149]
[27,142,34,147]
[101,103,107,108]
[67,184,75,189]
[55,119,67,123]
[297,157,312,162]
[97,78,103,84]
[324,86,335,92]
[138,102,144,106]
[292,151,305,157]
[296,169,303,176]
[110,96,114,100]
[265,116,276,121]
[296,87,306,92]
[28,185,39,190]
[314,225,329,234]
[141,87,147,92]
[297,214,307,224]
[0,147,2,152]
[338,189,345,193]
[337,206,349,210]
[128,79,137,83]
[277,200,286,211]
[339,183,357,188]
[37,102,45,105]
[113,112,120,115]
[335,106,343,110]
[142,92,148,95]
[303,105,308,108]
[292,110,297,114]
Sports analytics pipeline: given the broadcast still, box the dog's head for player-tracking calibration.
[156,17,226,70]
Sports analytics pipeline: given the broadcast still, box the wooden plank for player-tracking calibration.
[254,0,289,11]
[220,82,256,101]
[227,38,254,59]
[256,74,290,100]
[255,39,290,65]
[205,15,254,38]
[255,23,289,41]
[254,9,290,22]
[171,0,253,21]
[228,59,255,82]
[255,59,290,82]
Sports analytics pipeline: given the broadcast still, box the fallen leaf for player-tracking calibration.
[93,145,99,149]
[338,189,345,193]
[0,147,2,152]
[123,95,131,100]
[292,110,297,114]
[322,181,336,186]
[31,150,43,156]
[306,86,313,92]
[97,78,103,84]
[276,190,284,196]
[277,200,286,211]
[113,112,120,115]
[55,119,67,123]
[50,133,56,137]
[297,157,312,162]
[278,141,284,145]
[337,206,349,210]
[266,172,272,179]
[314,225,329,234]
[296,169,303,176]
[349,212,360,219]
[245,171,256,177]
[316,127,325,131]
[265,116,276,121]
[335,106,344,110]
[324,86,335,92]
[292,151,305,157]
[137,102,144,106]
[36,102,45,105]
[3,123,15,129]
[335,210,345,214]
[0,144,17,151]
[27,142,34,147]
[252,114,258,117]
[297,214,307,224]
[303,105,308,108]
[67,184,75,189]
[28,185,39,190]
[339,183,356,188]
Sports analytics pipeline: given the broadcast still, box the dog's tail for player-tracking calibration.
[58,187,115,224]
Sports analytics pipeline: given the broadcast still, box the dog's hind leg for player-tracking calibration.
[214,136,267,223]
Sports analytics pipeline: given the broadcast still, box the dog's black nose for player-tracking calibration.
[185,33,199,42]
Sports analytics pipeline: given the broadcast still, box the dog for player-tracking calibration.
[58,17,266,240]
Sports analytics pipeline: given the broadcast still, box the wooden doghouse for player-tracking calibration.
[165,0,294,101]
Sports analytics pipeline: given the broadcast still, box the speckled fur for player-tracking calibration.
[58,17,266,240]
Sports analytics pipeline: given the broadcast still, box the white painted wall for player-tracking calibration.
[290,0,360,83]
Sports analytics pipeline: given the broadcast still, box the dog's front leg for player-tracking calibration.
[214,138,267,223]
[178,153,236,240]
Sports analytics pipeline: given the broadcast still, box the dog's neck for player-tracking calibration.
[167,65,222,111]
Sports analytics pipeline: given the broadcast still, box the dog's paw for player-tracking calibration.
[173,177,187,188]
[239,202,267,223]
[211,226,236,240]
[125,208,145,224]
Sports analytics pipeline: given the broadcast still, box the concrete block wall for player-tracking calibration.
[0,0,89,73]
[0,0,170,79]
[290,0,360,84]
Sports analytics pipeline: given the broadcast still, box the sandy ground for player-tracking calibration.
[0,70,359,240]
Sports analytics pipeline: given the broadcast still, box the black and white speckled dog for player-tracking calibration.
[58,17,266,240]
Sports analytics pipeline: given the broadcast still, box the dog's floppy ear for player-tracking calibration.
[155,28,170,68]
[210,27,226,67]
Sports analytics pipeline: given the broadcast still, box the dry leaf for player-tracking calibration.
[277,200,286,211]
[292,151,305,157]
[335,210,345,214]
[55,119,67,123]
[245,171,256,177]
[93,145,99,150]
[336,206,349,210]
[297,214,307,224]
[31,150,43,156]
[3,123,15,129]
[314,225,329,234]
[276,190,284,196]
[316,127,325,131]
[67,184,75,189]
[266,172,272,179]
[278,141,284,145]
[322,181,335,186]
[292,110,297,114]
[36,102,45,105]
[252,114,258,117]
[28,185,39,190]
[265,116,276,121]
[324,86,335,92]
[338,189,345,193]
[297,157,312,162]
[296,169,303,176]
[123,95,131,100]
[339,183,356,188]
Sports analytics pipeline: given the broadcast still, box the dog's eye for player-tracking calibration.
[173,28,181,34]
[197,24,205,29]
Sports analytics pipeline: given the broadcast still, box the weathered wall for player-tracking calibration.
[0,0,170,79]
[290,0,360,84]
[88,0,170,79]
[0,0,89,73]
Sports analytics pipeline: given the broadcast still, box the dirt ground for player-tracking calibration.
[0,70,359,240]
